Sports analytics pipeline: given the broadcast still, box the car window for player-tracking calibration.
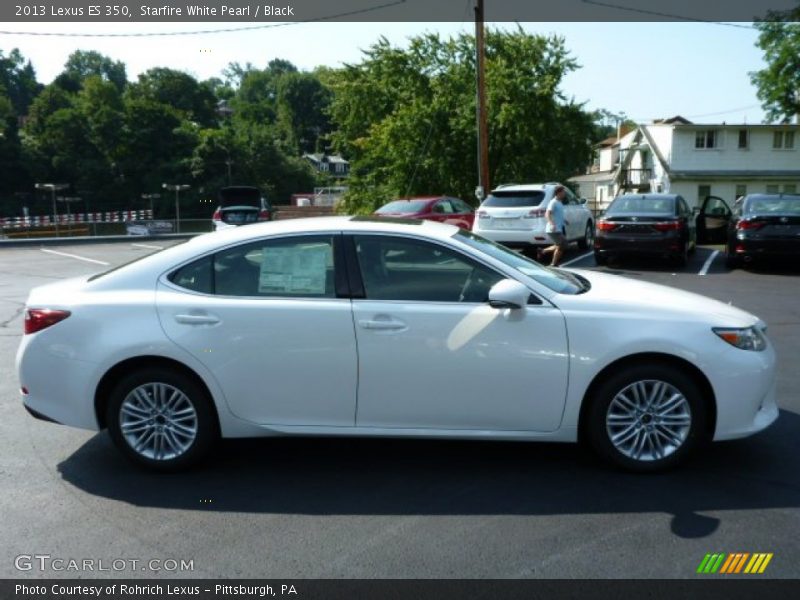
[434,200,454,214]
[376,200,430,214]
[482,191,546,208]
[452,198,473,213]
[704,197,729,216]
[354,235,505,303]
[745,196,800,215]
[607,196,675,216]
[169,236,336,298]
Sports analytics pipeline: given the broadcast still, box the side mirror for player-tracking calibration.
[488,279,530,310]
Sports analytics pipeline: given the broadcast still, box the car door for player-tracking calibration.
[677,196,696,248]
[348,234,570,432]
[563,189,581,239]
[698,196,732,244]
[156,234,358,426]
[450,198,476,229]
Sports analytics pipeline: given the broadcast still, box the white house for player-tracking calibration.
[570,116,800,210]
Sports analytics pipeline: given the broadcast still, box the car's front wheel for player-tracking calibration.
[578,222,594,250]
[106,368,217,471]
[586,364,708,472]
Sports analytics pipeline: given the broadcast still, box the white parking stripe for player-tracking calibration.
[698,250,719,276]
[132,243,163,250]
[560,251,594,267]
[40,248,110,266]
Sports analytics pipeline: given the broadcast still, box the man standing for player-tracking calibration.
[537,185,569,266]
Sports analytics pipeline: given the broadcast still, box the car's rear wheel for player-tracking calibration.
[106,368,217,471]
[586,364,707,472]
[594,251,607,266]
[578,222,593,250]
[725,246,740,269]
[674,241,689,267]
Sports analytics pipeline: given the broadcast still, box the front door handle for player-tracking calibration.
[358,319,406,331]
[175,313,220,325]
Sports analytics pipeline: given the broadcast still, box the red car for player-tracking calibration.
[374,196,475,229]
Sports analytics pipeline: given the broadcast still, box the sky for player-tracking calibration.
[0,19,772,125]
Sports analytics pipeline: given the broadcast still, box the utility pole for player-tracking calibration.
[162,184,190,233]
[475,0,490,203]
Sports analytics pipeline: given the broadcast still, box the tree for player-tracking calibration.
[328,29,596,213]
[55,50,127,93]
[128,68,219,127]
[750,8,800,124]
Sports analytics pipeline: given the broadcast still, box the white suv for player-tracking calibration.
[472,183,594,251]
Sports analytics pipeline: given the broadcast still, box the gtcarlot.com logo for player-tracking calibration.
[697,552,773,574]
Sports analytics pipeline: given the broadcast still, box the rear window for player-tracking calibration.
[745,196,800,215]
[607,196,675,216]
[482,191,546,208]
[376,200,430,214]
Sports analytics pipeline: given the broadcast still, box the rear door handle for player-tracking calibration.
[175,313,220,325]
[358,319,406,331]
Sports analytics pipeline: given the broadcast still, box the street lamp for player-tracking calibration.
[141,193,161,217]
[162,183,190,233]
[35,183,69,237]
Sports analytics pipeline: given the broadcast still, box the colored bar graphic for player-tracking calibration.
[698,552,773,574]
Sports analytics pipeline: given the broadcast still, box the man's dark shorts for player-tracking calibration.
[547,231,568,249]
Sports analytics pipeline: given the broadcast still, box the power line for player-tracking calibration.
[0,0,406,37]
[630,104,764,122]
[580,0,755,29]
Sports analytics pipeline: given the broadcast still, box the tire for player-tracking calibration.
[585,363,708,472]
[106,367,218,471]
[578,222,593,250]
[674,241,689,267]
[725,247,740,269]
[594,251,607,266]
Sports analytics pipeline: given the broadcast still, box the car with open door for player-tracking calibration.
[725,193,800,268]
[697,195,733,244]
[212,186,273,231]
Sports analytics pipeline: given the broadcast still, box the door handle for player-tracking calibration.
[175,313,220,325]
[358,319,406,331]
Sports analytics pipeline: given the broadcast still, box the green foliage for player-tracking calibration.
[751,9,800,124]
[328,29,596,214]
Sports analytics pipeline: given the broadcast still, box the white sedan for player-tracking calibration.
[16,217,778,471]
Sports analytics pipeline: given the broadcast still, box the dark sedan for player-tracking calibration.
[594,193,696,266]
[725,193,800,268]
[374,196,475,230]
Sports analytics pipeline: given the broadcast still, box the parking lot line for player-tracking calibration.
[698,250,719,276]
[561,251,594,267]
[40,248,110,266]
[132,243,163,250]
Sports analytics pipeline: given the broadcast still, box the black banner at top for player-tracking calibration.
[1,0,798,23]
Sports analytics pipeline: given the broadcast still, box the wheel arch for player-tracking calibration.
[577,352,717,442]
[94,355,220,432]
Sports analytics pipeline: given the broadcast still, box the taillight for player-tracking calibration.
[212,210,221,221]
[258,209,271,221]
[737,219,765,230]
[477,210,489,219]
[653,221,682,232]
[597,220,616,231]
[524,208,546,219]
[24,309,71,335]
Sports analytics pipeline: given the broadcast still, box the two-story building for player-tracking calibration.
[303,153,350,179]
[570,116,800,210]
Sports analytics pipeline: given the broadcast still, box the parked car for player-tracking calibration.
[472,183,594,251]
[723,193,800,268]
[212,186,272,231]
[594,193,696,266]
[374,196,475,229]
[17,217,777,472]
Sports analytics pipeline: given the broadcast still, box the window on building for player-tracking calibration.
[766,184,780,194]
[785,184,797,194]
[773,131,796,149]
[698,185,712,203]
[695,130,718,149]
[738,129,749,149]
[735,184,747,199]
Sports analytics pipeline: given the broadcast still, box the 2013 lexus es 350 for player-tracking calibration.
[16,217,778,471]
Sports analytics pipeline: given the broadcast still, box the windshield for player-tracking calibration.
[376,200,430,214]
[745,196,800,215]
[454,230,584,295]
[606,196,675,216]
[482,191,546,208]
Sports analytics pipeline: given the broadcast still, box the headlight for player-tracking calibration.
[713,327,767,351]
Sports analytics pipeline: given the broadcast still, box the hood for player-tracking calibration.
[560,269,760,328]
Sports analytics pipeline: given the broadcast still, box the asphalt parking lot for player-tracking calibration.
[0,239,798,579]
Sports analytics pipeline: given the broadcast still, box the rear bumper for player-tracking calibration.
[594,234,683,256]
[734,238,800,259]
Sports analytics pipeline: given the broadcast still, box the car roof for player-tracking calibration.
[615,193,678,201]
[490,183,558,193]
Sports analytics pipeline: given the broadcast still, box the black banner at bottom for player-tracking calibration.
[3,579,800,600]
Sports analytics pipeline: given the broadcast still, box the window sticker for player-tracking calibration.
[258,243,331,295]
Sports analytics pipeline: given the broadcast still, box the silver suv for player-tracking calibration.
[472,183,594,251]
